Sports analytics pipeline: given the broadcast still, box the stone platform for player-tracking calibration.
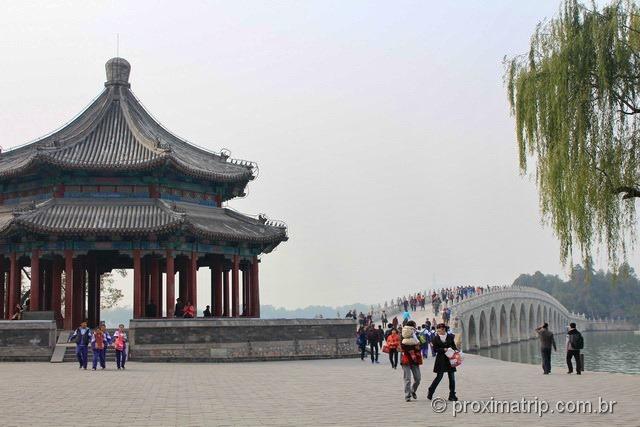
[0,320,56,362]
[129,318,358,362]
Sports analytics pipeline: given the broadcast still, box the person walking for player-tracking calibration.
[376,325,385,351]
[91,325,109,370]
[400,320,422,401]
[535,322,557,374]
[113,324,128,370]
[427,323,458,401]
[386,328,400,369]
[366,325,380,363]
[566,322,584,375]
[381,310,388,326]
[356,327,367,361]
[68,321,92,370]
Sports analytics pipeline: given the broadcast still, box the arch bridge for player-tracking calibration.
[453,287,582,351]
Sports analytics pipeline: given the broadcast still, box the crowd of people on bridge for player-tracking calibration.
[380,285,507,317]
[68,322,128,370]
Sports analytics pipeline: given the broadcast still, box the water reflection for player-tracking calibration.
[475,331,640,375]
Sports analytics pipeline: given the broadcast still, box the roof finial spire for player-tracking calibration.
[105,57,131,87]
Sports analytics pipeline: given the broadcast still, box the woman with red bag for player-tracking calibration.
[385,328,400,369]
[427,323,458,401]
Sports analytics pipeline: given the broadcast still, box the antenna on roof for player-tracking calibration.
[116,33,120,58]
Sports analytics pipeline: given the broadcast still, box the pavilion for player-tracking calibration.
[0,58,287,328]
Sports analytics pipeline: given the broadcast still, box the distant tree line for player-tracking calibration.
[513,264,640,323]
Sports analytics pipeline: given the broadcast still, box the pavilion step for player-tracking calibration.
[61,347,122,363]
[51,331,73,363]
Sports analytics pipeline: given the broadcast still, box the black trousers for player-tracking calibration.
[360,346,366,360]
[541,348,552,373]
[388,349,398,367]
[567,350,581,373]
[429,371,455,396]
[369,342,379,361]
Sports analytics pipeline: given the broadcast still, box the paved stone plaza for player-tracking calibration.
[0,353,637,426]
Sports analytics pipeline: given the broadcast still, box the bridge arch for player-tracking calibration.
[509,303,518,341]
[490,307,499,346]
[467,314,477,350]
[479,310,489,348]
[528,304,535,337]
[499,304,507,342]
[519,303,527,339]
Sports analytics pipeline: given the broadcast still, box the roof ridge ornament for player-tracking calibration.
[105,57,131,88]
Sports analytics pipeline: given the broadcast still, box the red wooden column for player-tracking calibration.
[178,257,187,302]
[231,255,239,317]
[87,257,98,327]
[165,250,175,318]
[222,267,230,317]
[189,252,198,313]
[0,255,4,319]
[150,256,160,317]
[133,249,142,319]
[30,249,41,311]
[72,258,84,326]
[250,256,260,318]
[43,261,53,311]
[242,264,251,316]
[8,253,17,319]
[51,258,62,327]
[212,258,222,317]
[63,250,74,329]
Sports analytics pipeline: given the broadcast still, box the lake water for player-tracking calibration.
[476,331,640,375]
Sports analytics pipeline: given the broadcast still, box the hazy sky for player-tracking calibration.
[1,1,635,310]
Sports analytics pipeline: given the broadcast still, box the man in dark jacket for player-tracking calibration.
[366,325,379,364]
[535,323,557,374]
[566,322,583,375]
[174,298,184,318]
[376,325,385,348]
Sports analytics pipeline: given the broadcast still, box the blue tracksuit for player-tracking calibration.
[68,327,92,369]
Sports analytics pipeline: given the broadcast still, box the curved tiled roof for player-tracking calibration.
[1,198,288,245]
[0,59,255,182]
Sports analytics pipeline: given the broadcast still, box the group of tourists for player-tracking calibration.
[174,298,196,318]
[535,321,584,375]
[356,317,462,402]
[68,322,128,370]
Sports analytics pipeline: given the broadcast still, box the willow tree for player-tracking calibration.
[506,0,640,266]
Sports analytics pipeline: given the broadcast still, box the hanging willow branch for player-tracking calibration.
[506,0,640,266]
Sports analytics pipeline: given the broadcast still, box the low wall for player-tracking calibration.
[0,320,57,361]
[584,321,637,332]
[129,318,358,362]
